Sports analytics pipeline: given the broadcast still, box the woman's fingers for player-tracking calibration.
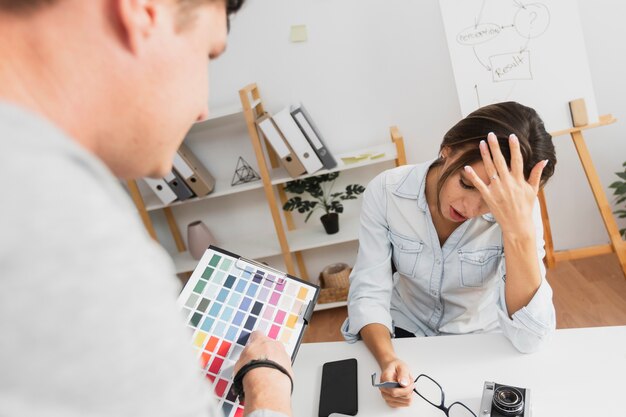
[381,388,413,407]
[464,165,490,196]
[528,159,548,191]
[479,134,498,182]
[509,134,525,180]
[487,132,510,179]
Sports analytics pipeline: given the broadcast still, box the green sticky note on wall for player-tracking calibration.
[290,25,308,42]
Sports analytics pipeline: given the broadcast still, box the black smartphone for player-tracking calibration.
[318,358,358,417]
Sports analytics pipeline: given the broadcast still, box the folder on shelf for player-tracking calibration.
[256,113,306,178]
[272,107,323,174]
[290,104,337,170]
[175,143,216,197]
[164,168,195,201]
[142,177,177,205]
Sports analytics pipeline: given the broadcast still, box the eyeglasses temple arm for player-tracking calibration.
[370,372,402,389]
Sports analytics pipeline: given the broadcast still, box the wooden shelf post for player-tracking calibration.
[239,83,297,275]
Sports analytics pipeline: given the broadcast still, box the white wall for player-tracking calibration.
[153,0,626,280]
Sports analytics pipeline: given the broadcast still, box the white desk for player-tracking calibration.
[292,326,626,416]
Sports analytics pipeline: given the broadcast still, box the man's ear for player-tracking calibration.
[114,0,158,54]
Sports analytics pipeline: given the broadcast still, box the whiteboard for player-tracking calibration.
[439,0,599,132]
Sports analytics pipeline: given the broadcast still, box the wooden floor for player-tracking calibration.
[302,253,626,343]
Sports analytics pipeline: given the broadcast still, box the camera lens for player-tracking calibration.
[492,386,524,416]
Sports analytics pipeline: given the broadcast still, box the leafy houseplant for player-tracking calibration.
[609,161,626,239]
[282,172,365,234]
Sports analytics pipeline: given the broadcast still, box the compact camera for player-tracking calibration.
[479,381,531,417]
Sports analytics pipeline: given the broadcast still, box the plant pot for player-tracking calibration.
[320,213,339,234]
[187,220,216,260]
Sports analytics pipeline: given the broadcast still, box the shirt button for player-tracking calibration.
[436,259,442,265]
[431,290,437,296]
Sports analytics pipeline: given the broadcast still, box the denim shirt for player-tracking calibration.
[342,161,556,353]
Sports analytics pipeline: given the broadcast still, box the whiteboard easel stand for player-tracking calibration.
[539,114,626,280]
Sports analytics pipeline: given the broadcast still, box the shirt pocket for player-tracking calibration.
[388,231,424,277]
[458,246,502,287]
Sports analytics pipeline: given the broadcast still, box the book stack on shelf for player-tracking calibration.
[256,103,337,178]
[142,143,216,205]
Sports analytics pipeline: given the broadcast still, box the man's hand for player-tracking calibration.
[234,331,293,416]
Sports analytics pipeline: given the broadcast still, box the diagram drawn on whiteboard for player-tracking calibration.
[439,0,598,132]
[456,1,550,106]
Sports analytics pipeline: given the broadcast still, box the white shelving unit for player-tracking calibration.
[128,84,407,312]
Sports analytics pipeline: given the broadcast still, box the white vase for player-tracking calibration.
[187,221,216,260]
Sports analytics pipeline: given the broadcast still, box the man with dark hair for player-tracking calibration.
[0,1,292,416]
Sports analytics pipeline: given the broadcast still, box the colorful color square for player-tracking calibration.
[204,336,219,353]
[184,293,199,308]
[214,377,228,396]
[221,306,234,322]
[200,316,215,332]
[189,312,203,327]
[221,401,233,417]
[257,287,270,302]
[234,280,247,293]
[233,311,245,326]
[208,302,223,317]
[193,331,208,348]
[297,286,309,300]
[269,292,280,306]
[227,293,242,308]
[246,283,259,298]
[217,340,232,357]
[213,320,227,338]
[274,310,286,324]
[280,329,292,344]
[279,295,292,311]
[209,254,221,268]
[257,320,269,333]
[268,324,280,339]
[237,330,250,346]
[224,275,236,289]
[251,301,263,316]
[197,298,210,312]
[292,300,303,314]
[200,352,211,369]
[225,326,238,342]
[219,258,233,271]
[201,267,215,280]
[243,315,257,331]
[239,297,252,312]
[216,288,229,302]
[193,279,207,294]
[208,356,224,374]
[286,314,298,329]
[262,306,275,321]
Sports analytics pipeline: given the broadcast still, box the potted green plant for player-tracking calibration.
[282,172,365,234]
[609,161,626,239]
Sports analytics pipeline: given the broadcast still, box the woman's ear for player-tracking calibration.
[440,146,451,160]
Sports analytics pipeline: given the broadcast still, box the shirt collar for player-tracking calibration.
[392,159,437,212]
[391,158,496,223]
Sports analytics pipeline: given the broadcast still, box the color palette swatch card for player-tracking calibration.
[178,246,319,417]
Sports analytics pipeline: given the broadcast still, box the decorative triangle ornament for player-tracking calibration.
[231,156,261,186]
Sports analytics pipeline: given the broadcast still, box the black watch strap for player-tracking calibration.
[231,359,294,402]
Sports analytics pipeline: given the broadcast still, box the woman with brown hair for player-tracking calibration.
[343,102,557,408]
